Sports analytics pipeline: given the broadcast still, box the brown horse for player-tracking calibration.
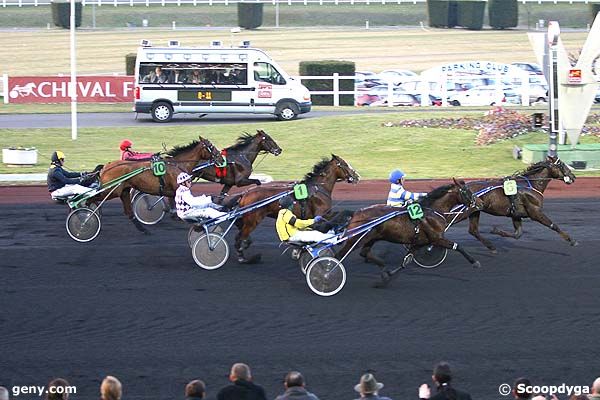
[232,155,361,263]
[97,136,224,232]
[335,179,484,283]
[451,156,578,253]
[194,130,282,199]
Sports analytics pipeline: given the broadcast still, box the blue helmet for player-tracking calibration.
[389,169,405,183]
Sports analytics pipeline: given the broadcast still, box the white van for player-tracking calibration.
[134,40,312,122]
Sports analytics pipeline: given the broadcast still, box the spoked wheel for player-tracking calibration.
[411,244,448,268]
[66,207,101,243]
[305,256,347,296]
[133,193,167,225]
[187,224,224,248]
[192,233,229,270]
[299,248,335,275]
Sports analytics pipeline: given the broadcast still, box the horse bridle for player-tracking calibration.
[458,185,479,210]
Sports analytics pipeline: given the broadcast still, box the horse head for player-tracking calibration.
[198,136,225,165]
[331,154,360,184]
[453,177,483,210]
[255,130,282,156]
[546,155,576,184]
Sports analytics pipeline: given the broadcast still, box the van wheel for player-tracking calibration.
[276,102,299,121]
[450,100,461,106]
[151,102,173,123]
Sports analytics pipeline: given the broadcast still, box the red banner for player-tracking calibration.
[6,76,135,103]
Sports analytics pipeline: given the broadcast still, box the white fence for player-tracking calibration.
[1,0,596,5]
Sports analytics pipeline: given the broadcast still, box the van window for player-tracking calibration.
[253,62,286,85]
[138,62,248,85]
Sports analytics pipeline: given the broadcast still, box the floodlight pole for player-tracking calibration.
[70,0,78,140]
[547,21,560,157]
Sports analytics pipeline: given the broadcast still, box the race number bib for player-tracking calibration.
[293,183,309,200]
[503,180,518,196]
[407,203,424,220]
[152,160,167,177]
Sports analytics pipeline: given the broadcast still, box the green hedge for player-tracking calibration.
[456,0,486,30]
[427,0,458,27]
[125,53,137,76]
[489,0,518,29]
[237,3,263,29]
[299,60,355,106]
[51,1,82,29]
[591,3,600,24]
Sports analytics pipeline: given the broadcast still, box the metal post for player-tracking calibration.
[333,73,339,107]
[92,4,96,29]
[547,21,560,157]
[70,0,78,140]
[275,0,279,28]
[2,74,8,104]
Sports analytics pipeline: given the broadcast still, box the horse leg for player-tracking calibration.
[426,228,481,268]
[525,204,578,246]
[167,196,178,219]
[214,185,232,204]
[234,217,261,264]
[359,240,386,268]
[121,188,149,234]
[468,211,497,253]
[235,177,262,187]
[491,218,523,239]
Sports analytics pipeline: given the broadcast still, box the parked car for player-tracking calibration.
[378,69,418,85]
[370,92,420,107]
[448,86,506,106]
[595,87,600,103]
[356,85,409,106]
[504,84,548,104]
[413,93,443,106]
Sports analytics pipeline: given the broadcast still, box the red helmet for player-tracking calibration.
[120,139,133,151]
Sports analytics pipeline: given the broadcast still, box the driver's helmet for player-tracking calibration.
[177,172,192,185]
[120,139,133,151]
[279,195,294,209]
[51,151,65,164]
[389,169,405,183]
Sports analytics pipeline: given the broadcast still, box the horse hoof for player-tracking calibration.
[472,261,481,269]
[490,248,498,255]
[490,227,500,234]
[571,240,579,247]
[238,254,262,264]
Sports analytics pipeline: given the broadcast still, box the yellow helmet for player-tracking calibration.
[51,151,65,163]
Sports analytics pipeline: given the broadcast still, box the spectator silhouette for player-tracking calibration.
[590,377,600,400]
[0,386,9,400]
[100,376,122,400]
[46,378,71,400]
[512,377,532,399]
[217,363,267,400]
[186,380,206,400]
[418,362,472,400]
[353,373,392,400]
[275,371,319,400]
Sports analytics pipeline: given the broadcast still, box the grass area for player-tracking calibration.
[0,3,595,29]
[0,28,594,78]
[2,112,599,178]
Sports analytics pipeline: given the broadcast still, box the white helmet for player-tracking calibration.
[177,172,192,185]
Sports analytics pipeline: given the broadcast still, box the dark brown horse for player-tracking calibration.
[97,136,224,232]
[232,155,360,263]
[194,130,282,199]
[336,179,484,283]
[451,156,577,252]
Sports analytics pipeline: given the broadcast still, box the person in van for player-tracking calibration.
[143,66,168,83]
[189,69,203,84]
[387,169,427,207]
[169,69,187,84]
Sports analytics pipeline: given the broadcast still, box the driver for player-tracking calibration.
[276,196,335,243]
[175,172,227,221]
[47,151,94,200]
[387,169,427,207]
[119,139,155,161]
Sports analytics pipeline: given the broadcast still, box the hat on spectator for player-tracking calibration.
[354,373,384,394]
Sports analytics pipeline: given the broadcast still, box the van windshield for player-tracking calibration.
[138,62,248,85]
[253,62,286,85]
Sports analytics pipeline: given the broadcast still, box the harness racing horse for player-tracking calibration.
[336,179,483,285]
[453,156,577,253]
[97,137,224,232]
[194,130,282,200]
[231,155,360,264]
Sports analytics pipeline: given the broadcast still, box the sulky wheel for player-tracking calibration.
[192,232,229,270]
[133,193,167,225]
[412,244,448,269]
[299,247,335,275]
[187,224,224,248]
[305,256,347,297]
[66,207,101,243]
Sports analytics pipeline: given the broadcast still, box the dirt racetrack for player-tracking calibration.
[1,179,599,400]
